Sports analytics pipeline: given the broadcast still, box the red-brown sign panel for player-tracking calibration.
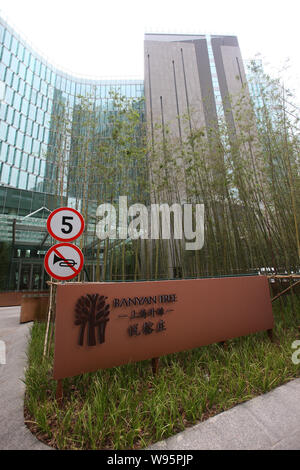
[53,276,274,380]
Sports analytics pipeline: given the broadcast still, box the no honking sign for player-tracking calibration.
[44,243,84,281]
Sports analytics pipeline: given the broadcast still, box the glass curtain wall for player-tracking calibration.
[0,16,145,290]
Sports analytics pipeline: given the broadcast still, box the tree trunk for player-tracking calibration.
[98,319,109,344]
[79,323,86,346]
[88,320,96,346]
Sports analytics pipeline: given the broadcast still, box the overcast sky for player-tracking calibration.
[0,0,299,101]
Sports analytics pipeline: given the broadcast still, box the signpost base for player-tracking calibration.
[267,328,275,343]
[151,357,159,375]
[56,379,63,403]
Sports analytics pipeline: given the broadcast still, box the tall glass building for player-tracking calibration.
[0,16,144,290]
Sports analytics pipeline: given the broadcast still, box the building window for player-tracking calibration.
[1,163,10,184]
[4,30,12,50]
[10,167,19,186]
[0,121,8,141]
[18,170,27,189]
[17,43,24,61]
[7,126,16,146]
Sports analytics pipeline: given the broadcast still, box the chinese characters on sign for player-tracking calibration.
[128,319,167,337]
[114,294,177,338]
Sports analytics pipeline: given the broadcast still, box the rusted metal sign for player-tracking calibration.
[53,276,274,380]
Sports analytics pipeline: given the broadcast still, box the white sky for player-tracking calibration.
[0,0,300,102]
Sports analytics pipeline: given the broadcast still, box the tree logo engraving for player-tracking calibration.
[75,294,110,346]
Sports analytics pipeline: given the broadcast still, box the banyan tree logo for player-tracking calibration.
[75,294,110,346]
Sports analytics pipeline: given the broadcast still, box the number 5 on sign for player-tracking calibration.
[47,207,85,242]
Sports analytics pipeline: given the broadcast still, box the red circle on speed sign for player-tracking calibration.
[47,207,85,242]
[44,243,84,281]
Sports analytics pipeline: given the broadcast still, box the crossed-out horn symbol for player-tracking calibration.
[53,253,77,267]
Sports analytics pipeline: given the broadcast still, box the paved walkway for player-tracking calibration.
[149,379,300,450]
[0,306,299,450]
[0,306,49,450]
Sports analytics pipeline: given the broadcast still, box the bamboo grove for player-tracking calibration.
[48,63,300,282]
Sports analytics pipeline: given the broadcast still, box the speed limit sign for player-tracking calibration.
[47,207,85,242]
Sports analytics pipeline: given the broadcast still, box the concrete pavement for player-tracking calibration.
[149,379,300,450]
[0,306,49,450]
[0,305,299,450]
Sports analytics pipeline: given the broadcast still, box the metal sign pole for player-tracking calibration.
[44,207,85,404]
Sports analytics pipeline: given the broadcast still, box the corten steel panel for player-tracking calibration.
[0,291,23,307]
[53,276,274,380]
[0,290,48,308]
[20,295,50,323]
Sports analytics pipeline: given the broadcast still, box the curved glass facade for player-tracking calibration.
[0,17,143,201]
[0,16,144,290]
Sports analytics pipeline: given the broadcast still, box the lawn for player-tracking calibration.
[24,294,300,450]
